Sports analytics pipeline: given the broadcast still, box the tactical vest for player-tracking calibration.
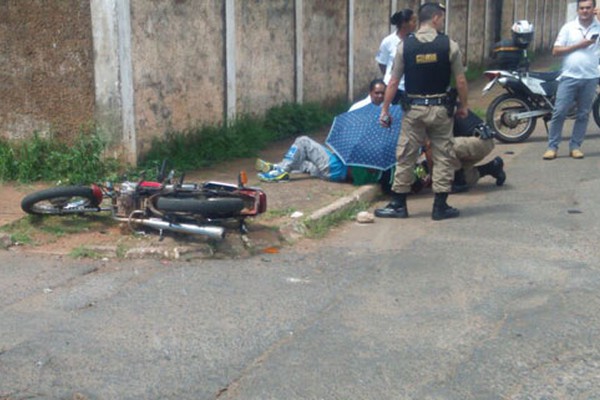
[403,33,451,96]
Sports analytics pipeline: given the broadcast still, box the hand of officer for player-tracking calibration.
[455,105,469,119]
[379,111,392,128]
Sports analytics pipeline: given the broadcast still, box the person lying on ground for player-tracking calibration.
[255,79,387,183]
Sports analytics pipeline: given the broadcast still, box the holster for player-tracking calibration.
[445,88,458,117]
[399,91,411,112]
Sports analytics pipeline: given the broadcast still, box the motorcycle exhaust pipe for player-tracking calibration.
[126,218,226,240]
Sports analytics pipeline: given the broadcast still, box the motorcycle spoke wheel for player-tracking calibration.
[21,186,98,215]
[487,94,536,143]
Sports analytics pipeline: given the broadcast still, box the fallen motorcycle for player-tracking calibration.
[20,162,267,240]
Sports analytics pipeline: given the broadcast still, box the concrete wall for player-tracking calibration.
[352,0,388,101]
[0,0,94,141]
[129,0,225,156]
[0,0,570,163]
[302,0,348,104]
[235,0,295,115]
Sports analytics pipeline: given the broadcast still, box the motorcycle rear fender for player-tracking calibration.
[90,184,104,206]
[499,77,535,98]
[237,188,267,215]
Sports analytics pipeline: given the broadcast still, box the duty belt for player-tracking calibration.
[407,96,447,106]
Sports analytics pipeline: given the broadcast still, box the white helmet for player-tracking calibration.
[511,20,534,48]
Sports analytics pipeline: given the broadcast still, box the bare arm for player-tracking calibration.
[553,39,595,56]
[379,76,400,127]
[455,73,469,118]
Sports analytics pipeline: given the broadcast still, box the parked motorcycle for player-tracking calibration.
[482,66,600,143]
[20,162,267,240]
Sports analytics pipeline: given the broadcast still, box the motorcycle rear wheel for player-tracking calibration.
[486,93,537,143]
[155,196,244,218]
[21,186,99,215]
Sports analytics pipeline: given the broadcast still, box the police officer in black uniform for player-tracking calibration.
[376,2,470,221]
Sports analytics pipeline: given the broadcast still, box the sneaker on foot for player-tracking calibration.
[258,167,289,182]
[255,158,274,173]
[570,149,584,159]
[542,149,557,160]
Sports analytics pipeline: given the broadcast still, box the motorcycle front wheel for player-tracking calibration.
[486,93,537,143]
[21,186,100,215]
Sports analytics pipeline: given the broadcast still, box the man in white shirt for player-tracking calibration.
[543,0,600,160]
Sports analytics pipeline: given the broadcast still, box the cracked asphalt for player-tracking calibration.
[2,116,600,399]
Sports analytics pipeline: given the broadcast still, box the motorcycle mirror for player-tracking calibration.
[238,170,248,188]
[157,159,170,182]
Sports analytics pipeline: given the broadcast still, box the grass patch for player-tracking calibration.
[263,207,297,219]
[471,107,486,119]
[0,214,116,247]
[140,101,341,172]
[0,128,121,184]
[303,201,369,239]
[70,245,102,259]
[465,64,487,82]
[9,231,33,245]
[0,218,35,245]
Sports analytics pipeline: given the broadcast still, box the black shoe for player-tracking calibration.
[491,157,506,186]
[478,157,506,186]
[432,193,460,221]
[375,202,408,218]
[452,169,469,193]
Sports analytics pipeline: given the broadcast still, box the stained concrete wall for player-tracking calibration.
[0,0,94,141]
[352,0,388,101]
[302,0,348,104]
[235,0,295,115]
[129,0,225,156]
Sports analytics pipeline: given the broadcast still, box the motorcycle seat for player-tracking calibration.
[527,70,561,82]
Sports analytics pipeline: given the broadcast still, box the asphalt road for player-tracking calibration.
[2,124,600,399]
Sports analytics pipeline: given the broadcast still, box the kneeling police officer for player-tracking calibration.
[376,2,470,221]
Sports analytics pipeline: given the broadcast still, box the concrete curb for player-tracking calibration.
[307,184,382,221]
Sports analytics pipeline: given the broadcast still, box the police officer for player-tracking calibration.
[375,2,469,221]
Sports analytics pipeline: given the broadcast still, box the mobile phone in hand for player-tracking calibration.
[591,33,599,40]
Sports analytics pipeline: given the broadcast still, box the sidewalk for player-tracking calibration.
[0,53,556,251]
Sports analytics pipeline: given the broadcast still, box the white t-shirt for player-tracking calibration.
[375,32,405,89]
[348,97,373,112]
[555,18,600,79]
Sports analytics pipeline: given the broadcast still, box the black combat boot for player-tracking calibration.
[431,192,460,221]
[375,192,408,218]
[477,156,506,186]
[451,169,469,193]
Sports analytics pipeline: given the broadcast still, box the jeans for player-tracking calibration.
[547,76,598,151]
[279,136,334,180]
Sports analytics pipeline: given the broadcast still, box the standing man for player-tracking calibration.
[543,0,600,160]
[375,2,469,221]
